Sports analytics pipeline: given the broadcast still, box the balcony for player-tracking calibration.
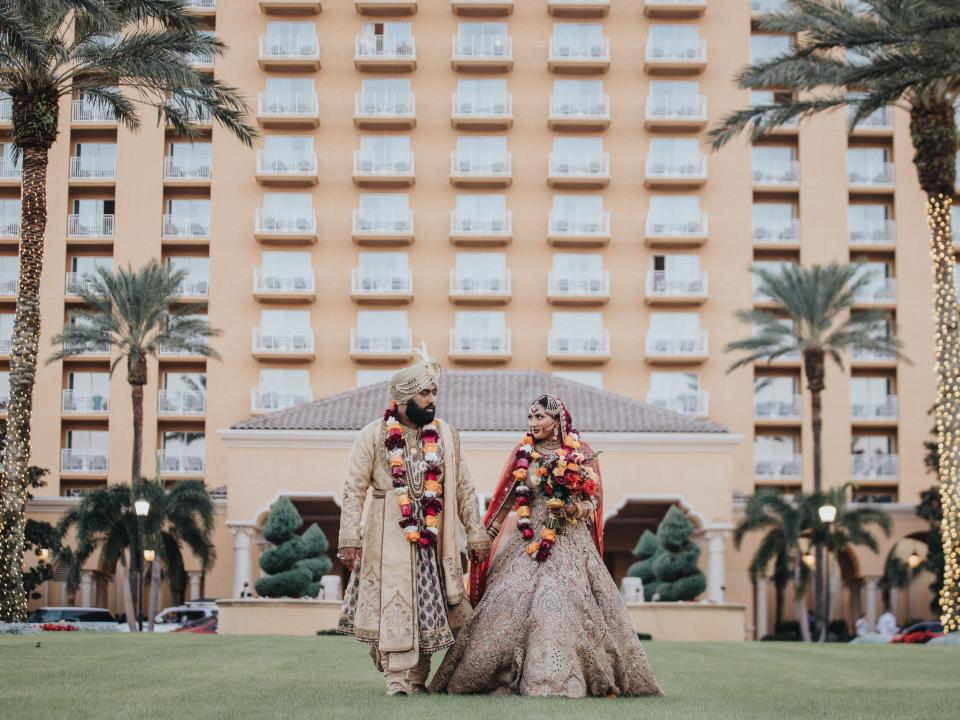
[750,0,788,17]
[166,102,212,129]
[753,453,801,481]
[849,106,894,136]
[157,450,205,478]
[354,92,416,130]
[753,395,802,423]
[450,152,512,188]
[0,214,19,241]
[547,0,610,17]
[68,156,116,186]
[163,156,211,186]
[64,272,101,300]
[61,390,110,418]
[848,162,895,192]
[851,396,898,425]
[851,453,899,481]
[351,210,414,244]
[0,96,10,125]
[350,328,414,361]
[449,270,511,303]
[67,214,114,241]
[0,335,9,358]
[256,91,319,129]
[350,268,414,303]
[451,1,514,15]
[548,94,610,130]
[353,152,415,187]
[644,154,707,189]
[259,0,322,14]
[162,215,210,244]
[449,210,512,245]
[547,152,610,188]
[853,278,897,308]
[158,340,208,358]
[751,114,800,137]
[354,35,417,72]
[185,49,214,72]
[158,389,206,417]
[547,271,610,305]
[644,271,708,305]
[644,37,707,74]
[851,345,898,367]
[258,35,321,71]
[547,37,610,74]
[0,157,21,186]
[644,0,706,18]
[356,0,418,14]
[451,93,513,130]
[60,449,108,477]
[644,331,709,364]
[0,391,8,414]
[753,219,800,250]
[251,329,316,360]
[848,220,895,250]
[646,391,710,417]
[71,98,117,127]
[253,269,316,302]
[449,330,511,363]
[452,34,513,72]
[547,330,610,363]
[61,338,111,360]
[644,94,708,131]
[753,160,800,191]
[255,151,318,186]
[645,214,708,248]
[254,209,318,244]
[548,211,610,246]
[185,0,216,15]
[251,388,313,414]
[0,271,16,297]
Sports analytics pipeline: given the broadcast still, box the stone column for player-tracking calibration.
[229,525,255,598]
[755,578,769,640]
[705,530,727,603]
[889,587,900,618]
[80,570,94,607]
[864,576,879,632]
[188,571,203,601]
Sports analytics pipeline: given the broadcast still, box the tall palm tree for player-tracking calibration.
[727,262,904,640]
[708,0,960,632]
[0,0,255,622]
[48,261,221,486]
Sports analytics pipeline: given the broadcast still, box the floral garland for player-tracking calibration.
[511,431,599,562]
[384,402,443,547]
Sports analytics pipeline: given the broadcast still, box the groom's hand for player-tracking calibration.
[469,547,490,563]
[339,547,361,572]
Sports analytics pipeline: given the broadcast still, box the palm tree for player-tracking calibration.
[727,262,904,640]
[708,0,960,632]
[0,0,255,622]
[48,261,221,485]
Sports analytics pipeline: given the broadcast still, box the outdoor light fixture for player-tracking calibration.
[802,551,815,568]
[818,504,837,524]
[38,548,51,562]
[134,499,150,517]
[908,550,923,570]
[143,549,156,563]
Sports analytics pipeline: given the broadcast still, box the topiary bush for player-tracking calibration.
[626,530,664,601]
[651,505,707,602]
[255,497,332,598]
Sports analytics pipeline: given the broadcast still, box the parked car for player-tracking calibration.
[892,621,944,644]
[172,614,218,634]
[27,607,116,623]
[152,605,216,632]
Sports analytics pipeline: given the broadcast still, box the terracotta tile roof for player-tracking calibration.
[230,370,729,434]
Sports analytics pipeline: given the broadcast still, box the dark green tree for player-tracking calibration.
[652,506,706,602]
[917,486,945,615]
[626,530,664,601]
[256,497,332,599]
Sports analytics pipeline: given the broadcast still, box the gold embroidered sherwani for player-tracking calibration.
[337,418,489,672]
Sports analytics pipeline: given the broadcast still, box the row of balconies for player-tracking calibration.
[755,276,898,308]
[59,449,204,478]
[751,394,899,423]
[753,453,900,482]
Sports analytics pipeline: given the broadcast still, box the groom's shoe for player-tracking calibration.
[386,680,410,697]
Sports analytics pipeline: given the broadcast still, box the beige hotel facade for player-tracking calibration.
[11,0,945,638]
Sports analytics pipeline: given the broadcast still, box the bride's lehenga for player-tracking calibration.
[430,453,662,698]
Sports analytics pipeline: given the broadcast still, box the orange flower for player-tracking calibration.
[566,462,579,471]
[397,494,409,508]
[390,455,403,467]
[512,468,528,480]
[526,541,540,556]
[425,515,439,528]
[425,480,443,495]
[406,530,420,543]
[564,435,580,449]
[516,506,531,519]
[540,528,557,542]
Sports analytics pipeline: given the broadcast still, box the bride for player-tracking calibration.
[430,395,662,698]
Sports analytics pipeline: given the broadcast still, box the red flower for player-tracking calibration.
[582,479,596,497]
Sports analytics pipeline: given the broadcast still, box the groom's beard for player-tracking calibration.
[405,401,436,427]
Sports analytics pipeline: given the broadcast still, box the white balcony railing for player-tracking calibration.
[0,271,17,296]
[257,91,319,118]
[549,94,610,121]
[851,396,898,420]
[646,391,710,417]
[255,209,316,235]
[355,34,417,61]
[353,151,414,177]
[352,209,413,235]
[753,160,799,185]
[61,391,110,415]
[185,0,217,8]
[258,35,320,60]
[350,269,413,295]
[253,269,315,295]
[548,271,610,298]
[851,453,899,480]
[65,272,102,296]
[450,209,512,236]
[256,151,318,176]
[646,214,708,238]
[61,449,108,474]
[0,334,10,354]
[753,395,802,420]
[449,270,511,296]
[158,389,206,416]
[849,105,893,130]
[848,162,895,186]
[162,214,210,238]
[547,330,611,357]
[449,330,511,355]
[548,36,610,61]
[645,94,707,121]
[451,152,511,178]
[252,329,316,354]
[645,36,707,63]
[451,93,512,118]
[848,220,895,246]
[754,453,802,479]
[67,214,114,238]
[549,152,610,178]
[251,388,313,413]
[0,214,19,237]
[185,49,214,68]
[157,450,205,476]
[0,95,11,122]
[753,218,800,244]
[355,92,415,118]
[549,211,610,237]
[453,34,512,59]
[645,331,709,357]
[0,157,22,179]
[350,329,413,354]
[63,338,111,356]
[72,97,116,123]
[645,154,708,181]
[645,271,708,298]
[176,278,209,297]
[164,156,211,181]
[69,156,116,180]
[159,341,207,357]
[854,278,897,303]
[851,345,897,362]
[751,0,788,13]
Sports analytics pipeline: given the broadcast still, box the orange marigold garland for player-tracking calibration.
[385,402,443,547]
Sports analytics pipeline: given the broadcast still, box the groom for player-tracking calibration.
[337,348,490,696]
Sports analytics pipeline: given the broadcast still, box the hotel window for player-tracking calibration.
[750,34,791,64]
[648,371,703,413]
[551,253,605,292]
[263,135,314,169]
[355,310,410,349]
[454,194,508,231]
[649,312,701,344]
[454,252,507,290]
[552,311,605,339]
[552,371,603,389]
[0,370,8,407]
[160,431,205,462]
[65,429,108,454]
[754,375,799,415]
[752,145,797,181]
[456,22,509,55]
[553,79,605,113]
[356,252,410,290]
[452,311,508,351]
[752,202,798,240]
[165,198,210,221]
[650,254,700,282]
[648,24,701,54]
[261,250,312,282]
[850,376,896,417]
[0,255,16,291]
[358,136,412,170]
[648,80,701,116]
[359,78,412,113]
[72,198,115,218]
[552,23,606,56]
[258,368,311,406]
[553,135,604,161]
[360,22,413,52]
[552,194,605,227]
[455,79,508,113]
[260,309,312,345]
[64,371,110,411]
[264,77,314,101]
[455,136,507,165]
[72,142,115,174]
[0,198,20,227]
[357,193,410,229]
[262,192,312,221]
[648,195,701,227]
[264,21,318,53]
[754,434,800,463]
[68,255,112,275]
[0,143,20,174]
[162,371,205,395]
[847,147,892,182]
[356,369,396,387]
[167,256,209,295]
[848,203,892,240]
[649,138,700,167]
[167,141,211,170]
[0,312,12,347]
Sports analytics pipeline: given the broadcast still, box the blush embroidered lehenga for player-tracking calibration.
[429,399,662,698]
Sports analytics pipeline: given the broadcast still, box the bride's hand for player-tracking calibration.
[563,502,577,518]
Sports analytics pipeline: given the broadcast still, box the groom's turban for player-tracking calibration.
[389,344,441,404]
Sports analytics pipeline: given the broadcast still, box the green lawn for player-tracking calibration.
[0,635,953,720]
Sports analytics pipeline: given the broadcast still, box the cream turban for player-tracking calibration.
[389,343,441,404]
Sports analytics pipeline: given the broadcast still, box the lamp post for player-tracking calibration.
[818,503,837,643]
[134,499,150,632]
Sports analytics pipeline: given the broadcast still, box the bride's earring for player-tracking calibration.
[552,425,560,440]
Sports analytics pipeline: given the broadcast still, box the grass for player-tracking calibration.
[0,634,953,720]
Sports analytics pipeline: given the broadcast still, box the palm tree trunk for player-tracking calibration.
[794,551,812,642]
[147,558,161,632]
[804,350,826,641]
[117,554,137,632]
[129,355,147,484]
[0,146,51,622]
[774,580,785,630]
[910,102,960,633]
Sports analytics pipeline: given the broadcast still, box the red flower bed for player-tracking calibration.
[40,623,78,632]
